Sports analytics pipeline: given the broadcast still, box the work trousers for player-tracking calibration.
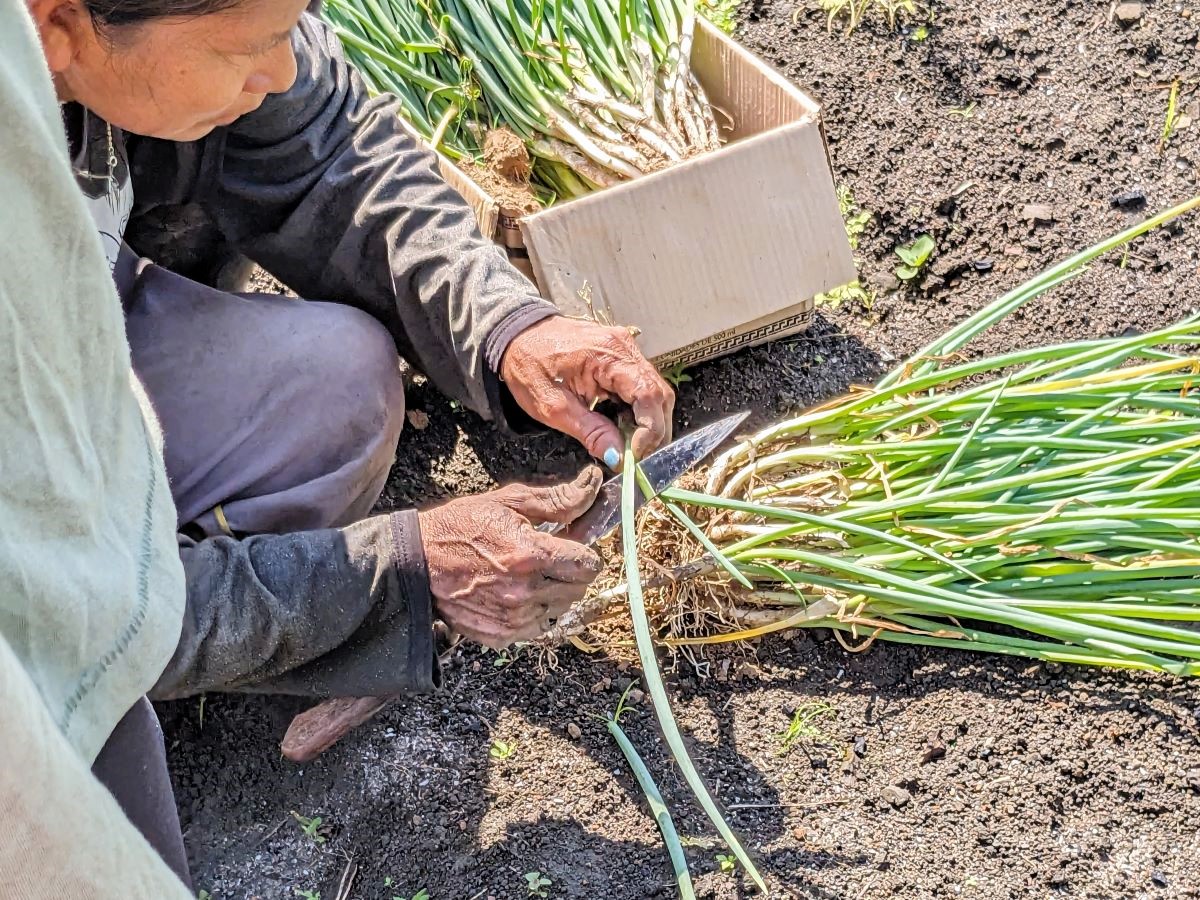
[92,260,407,885]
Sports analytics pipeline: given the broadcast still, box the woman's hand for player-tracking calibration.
[500,316,675,467]
[418,467,605,648]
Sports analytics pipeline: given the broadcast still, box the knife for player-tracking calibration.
[280,411,749,763]
[549,409,749,545]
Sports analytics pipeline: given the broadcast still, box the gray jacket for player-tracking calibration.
[102,16,559,699]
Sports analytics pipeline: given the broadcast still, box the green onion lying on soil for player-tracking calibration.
[636,195,1200,673]
[605,684,696,898]
[326,0,721,203]
[622,441,769,893]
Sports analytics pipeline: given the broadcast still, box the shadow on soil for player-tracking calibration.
[163,627,1200,899]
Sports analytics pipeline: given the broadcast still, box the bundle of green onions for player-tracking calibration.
[326,0,721,201]
[624,197,1200,676]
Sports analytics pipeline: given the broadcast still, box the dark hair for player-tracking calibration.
[83,0,245,28]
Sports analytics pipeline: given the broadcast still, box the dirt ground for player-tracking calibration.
[162,2,1200,898]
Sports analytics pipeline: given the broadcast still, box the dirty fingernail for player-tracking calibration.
[603,447,620,469]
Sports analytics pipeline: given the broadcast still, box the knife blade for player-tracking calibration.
[548,410,750,545]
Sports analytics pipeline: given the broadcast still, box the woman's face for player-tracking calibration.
[31,0,310,141]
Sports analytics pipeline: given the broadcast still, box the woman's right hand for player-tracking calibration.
[417,467,605,648]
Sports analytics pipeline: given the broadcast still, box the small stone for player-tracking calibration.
[1021,203,1055,224]
[1151,871,1168,888]
[1112,188,1147,210]
[590,677,611,694]
[792,825,807,841]
[1185,769,1200,792]
[627,688,646,705]
[972,258,994,272]
[406,409,430,430]
[853,735,867,757]
[1049,869,1069,886]
[1114,2,1143,25]
[566,722,582,740]
[881,785,912,808]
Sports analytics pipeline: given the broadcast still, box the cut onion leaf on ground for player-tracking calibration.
[327,0,723,202]
[605,684,696,899]
[621,443,769,893]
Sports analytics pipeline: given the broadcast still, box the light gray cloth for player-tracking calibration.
[1,636,191,899]
[0,0,184,764]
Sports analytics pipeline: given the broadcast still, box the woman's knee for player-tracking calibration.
[309,303,406,452]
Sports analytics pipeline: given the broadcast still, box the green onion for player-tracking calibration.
[614,198,1200,676]
[327,0,723,202]
[605,685,696,898]
[622,442,768,892]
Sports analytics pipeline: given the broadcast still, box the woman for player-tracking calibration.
[26,0,674,882]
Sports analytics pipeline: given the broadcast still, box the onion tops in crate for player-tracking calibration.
[327,0,723,203]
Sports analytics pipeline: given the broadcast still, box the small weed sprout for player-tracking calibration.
[663,363,693,387]
[815,281,875,310]
[835,185,874,250]
[801,0,919,35]
[716,853,738,873]
[815,185,876,310]
[778,701,837,753]
[525,871,553,897]
[492,647,519,668]
[876,0,916,29]
[489,739,516,760]
[197,891,213,900]
[290,811,327,845]
[294,890,321,900]
[947,102,977,119]
[894,234,936,281]
[700,0,740,34]
[383,878,430,900]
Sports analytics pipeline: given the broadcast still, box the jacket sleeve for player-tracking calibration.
[150,511,441,699]
[126,14,558,420]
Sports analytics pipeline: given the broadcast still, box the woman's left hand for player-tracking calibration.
[500,316,675,467]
